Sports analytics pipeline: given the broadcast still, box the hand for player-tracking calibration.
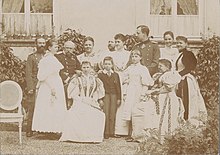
[28,89,34,94]
[75,70,82,76]
[99,100,104,109]
[123,94,127,102]
[67,98,73,110]
[117,100,121,107]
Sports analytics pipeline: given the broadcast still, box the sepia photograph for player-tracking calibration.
[0,0,219,154]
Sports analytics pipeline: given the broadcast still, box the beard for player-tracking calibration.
[37,46,45,54]
[108,45,115,51]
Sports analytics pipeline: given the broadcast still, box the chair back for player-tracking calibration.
[0,80,23,113]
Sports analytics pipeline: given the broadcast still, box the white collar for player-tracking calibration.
[103,69,114,74]
[130,62,141,66]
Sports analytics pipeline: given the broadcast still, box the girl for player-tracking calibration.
[59,61,105,143]
[122,49,154,142]
[147,59,184,141]
[98,56,121,139]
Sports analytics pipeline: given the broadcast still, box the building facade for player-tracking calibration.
[0,0,219,59]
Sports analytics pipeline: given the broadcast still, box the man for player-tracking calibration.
[25,37,46,137]
[55,41,81,109]
[108,40,115,52]
[133,25,160,76]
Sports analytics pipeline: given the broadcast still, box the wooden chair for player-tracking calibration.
[0,80,24,144]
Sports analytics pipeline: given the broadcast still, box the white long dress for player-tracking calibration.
[32,52,66,133]
[157,71,185,136]
[112,49,131,135]
[122,63,154,141]
[59,74,105,143]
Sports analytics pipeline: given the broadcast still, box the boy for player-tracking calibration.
[98,56,121,139]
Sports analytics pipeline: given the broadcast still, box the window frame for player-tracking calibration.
[147,0,204,38]
[0,0,55,36]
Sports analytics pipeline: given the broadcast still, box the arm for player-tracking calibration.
[179,51,197,76]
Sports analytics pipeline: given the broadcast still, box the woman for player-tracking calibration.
[112,33,131,137]
[59,61,105,143]
[32,39,66,133]
[160,31,179,70]
[77,36,100,72]
[175,36,207,126]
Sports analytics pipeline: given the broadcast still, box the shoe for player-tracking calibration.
[126,138,134,142]
[125,136,132,140]
[113,135,121,138]
[104,135,109,139]
[26,131,33,137]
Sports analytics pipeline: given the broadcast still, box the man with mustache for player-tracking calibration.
[25,37,46,137]
[55,41,81,109]
[133,25,160,76]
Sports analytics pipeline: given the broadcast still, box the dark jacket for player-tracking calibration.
[176,48,197,76]
[25,52,43,91]
[132,39,160,75]
[98,71,121,100]
[55,51,81,82]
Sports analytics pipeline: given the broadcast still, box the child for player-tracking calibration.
[98,56,122,139]
[122,49,154,143]
[147,59,184,141]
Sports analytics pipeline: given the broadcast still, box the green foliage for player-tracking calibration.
[136,36,220,155]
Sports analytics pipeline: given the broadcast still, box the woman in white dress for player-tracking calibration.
[59,61,105,143]
[160,31,179,70]
[32,39,66,133]
[112,33,131,137]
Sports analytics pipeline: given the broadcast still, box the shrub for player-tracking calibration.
[136,35,219,155]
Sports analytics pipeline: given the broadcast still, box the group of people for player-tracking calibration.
[25,25,207,144]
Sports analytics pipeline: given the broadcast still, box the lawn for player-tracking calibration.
[0,123,138,155]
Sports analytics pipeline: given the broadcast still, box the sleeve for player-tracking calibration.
[141,66,154,95]
[25,55,34,91]
[37,56,63,81]
[148,43,160,73]
[115,73,122,100]
[121,68,129,95]
[141,66,154,86]
[75,56,81,70]
[67,77,80,100]
[179,51,197,76]
[93,78,105,101]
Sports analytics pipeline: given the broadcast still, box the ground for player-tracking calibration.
[0,123,138,155]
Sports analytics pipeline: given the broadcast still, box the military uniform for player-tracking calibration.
[132,39,160,76]
[55,51,81,83]
[25,51,44,134]
[55,51,81,109]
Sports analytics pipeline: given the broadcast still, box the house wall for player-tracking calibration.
[58,0,137,51]
[205,0,220,36]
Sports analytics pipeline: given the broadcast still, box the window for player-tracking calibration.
[1,0,53,37]
[148,0,202,37]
